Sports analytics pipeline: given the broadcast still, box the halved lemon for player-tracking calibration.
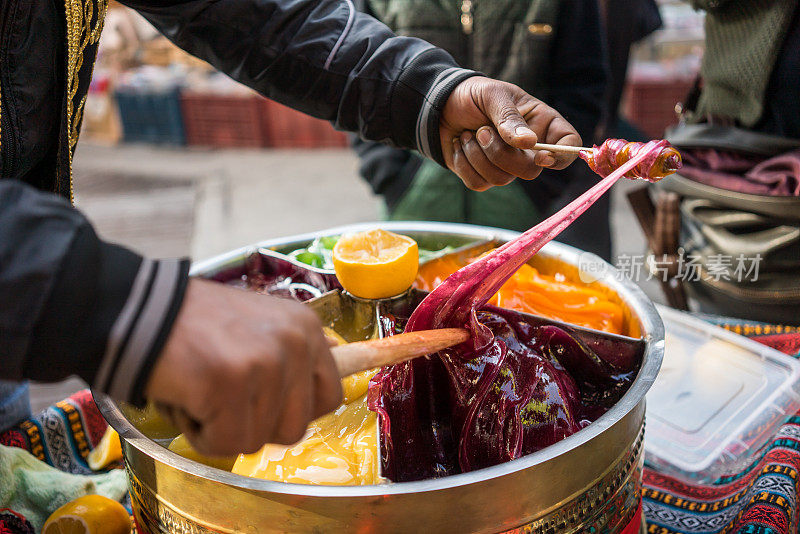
[332,229,418,299]
[86,427,122,471]
[42,495,130,534]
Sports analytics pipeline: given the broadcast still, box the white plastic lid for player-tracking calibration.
[645,305,800,484]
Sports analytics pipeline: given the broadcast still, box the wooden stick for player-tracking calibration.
[532,143,591,155]
[331,328,469,377]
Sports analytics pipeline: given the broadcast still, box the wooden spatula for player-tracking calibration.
[331,328,469,377]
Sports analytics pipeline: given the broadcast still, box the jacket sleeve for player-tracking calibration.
[350,135,422,210]
[0,180,189,406]
[347,0,421,209]
[121,0,479,166]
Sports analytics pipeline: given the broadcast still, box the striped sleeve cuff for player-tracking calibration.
[94,258,190,406]
[389,47,479,167]
[24,224,190,406]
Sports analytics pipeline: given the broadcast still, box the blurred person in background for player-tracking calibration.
[352,0,612,259]
[647,1,800,323]
[684,1,799,138]
[597,0,662,140]
[0,0,581,455]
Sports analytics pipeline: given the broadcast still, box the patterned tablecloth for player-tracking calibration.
[1,319,799,534]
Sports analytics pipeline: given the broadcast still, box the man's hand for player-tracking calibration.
[440,76,582,191]
[144,279,342,457]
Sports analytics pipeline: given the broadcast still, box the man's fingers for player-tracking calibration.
[452,138,492,191]
[272,383,313,445]
[313,370,342,420]
[475,126,544,181]
[524,109,582,170]
[533,150,556,168]
[481,86,538,150]
[460,131,515,187]
[192,401,252,457]
[251,387,281,450]
[546,147,579,170]
[271,330,314,445]
[441,129,457,170]
[165,405,208,454]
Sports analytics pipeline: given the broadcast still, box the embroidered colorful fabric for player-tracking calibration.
[0,389,108,474]
[0,320,798,534]
[0,390,129,533]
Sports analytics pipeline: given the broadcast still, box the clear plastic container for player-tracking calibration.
[644,305,800,484]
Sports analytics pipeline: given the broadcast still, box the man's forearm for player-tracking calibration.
[0,180,188,405]
[122,0,477,165]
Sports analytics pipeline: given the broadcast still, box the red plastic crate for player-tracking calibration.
[260,99,348,148]
[623,79,693,139]
[181,93,267,148]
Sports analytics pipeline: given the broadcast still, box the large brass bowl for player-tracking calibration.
[96,222,664,533]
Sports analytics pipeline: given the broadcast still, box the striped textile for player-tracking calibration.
[0,389,108,474]
[0,389,127,534]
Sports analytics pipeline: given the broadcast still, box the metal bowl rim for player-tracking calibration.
[97,221,664,497]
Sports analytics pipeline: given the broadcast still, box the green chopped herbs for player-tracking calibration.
[287,236,337,269]
[287,235,455,270]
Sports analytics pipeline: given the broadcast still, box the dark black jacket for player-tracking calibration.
[0,0,476,404]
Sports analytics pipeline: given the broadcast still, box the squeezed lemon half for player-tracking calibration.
[86,427,122,471]
[332,229,418,299]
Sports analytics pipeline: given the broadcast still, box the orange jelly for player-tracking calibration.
[415,254,625,335]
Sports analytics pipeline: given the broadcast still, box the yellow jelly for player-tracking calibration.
[168,434,237,471]
[232,368,383,486]
[120,402,180,440]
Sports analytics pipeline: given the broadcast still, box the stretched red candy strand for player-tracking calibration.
[403,141,661,338]
[580,139,682,182]
[369,141,663,481]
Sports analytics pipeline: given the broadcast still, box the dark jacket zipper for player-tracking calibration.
[0,0,19,178]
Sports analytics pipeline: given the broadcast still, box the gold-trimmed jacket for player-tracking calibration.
[0,0,476,202]
[0,0,480,408]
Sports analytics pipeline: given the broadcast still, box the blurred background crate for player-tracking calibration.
[621,0,703,140]
[181,93,267,148]
[115,86,185,145]
[261,100,348,149]
[622,78,694,139]
[81,77,122,145]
